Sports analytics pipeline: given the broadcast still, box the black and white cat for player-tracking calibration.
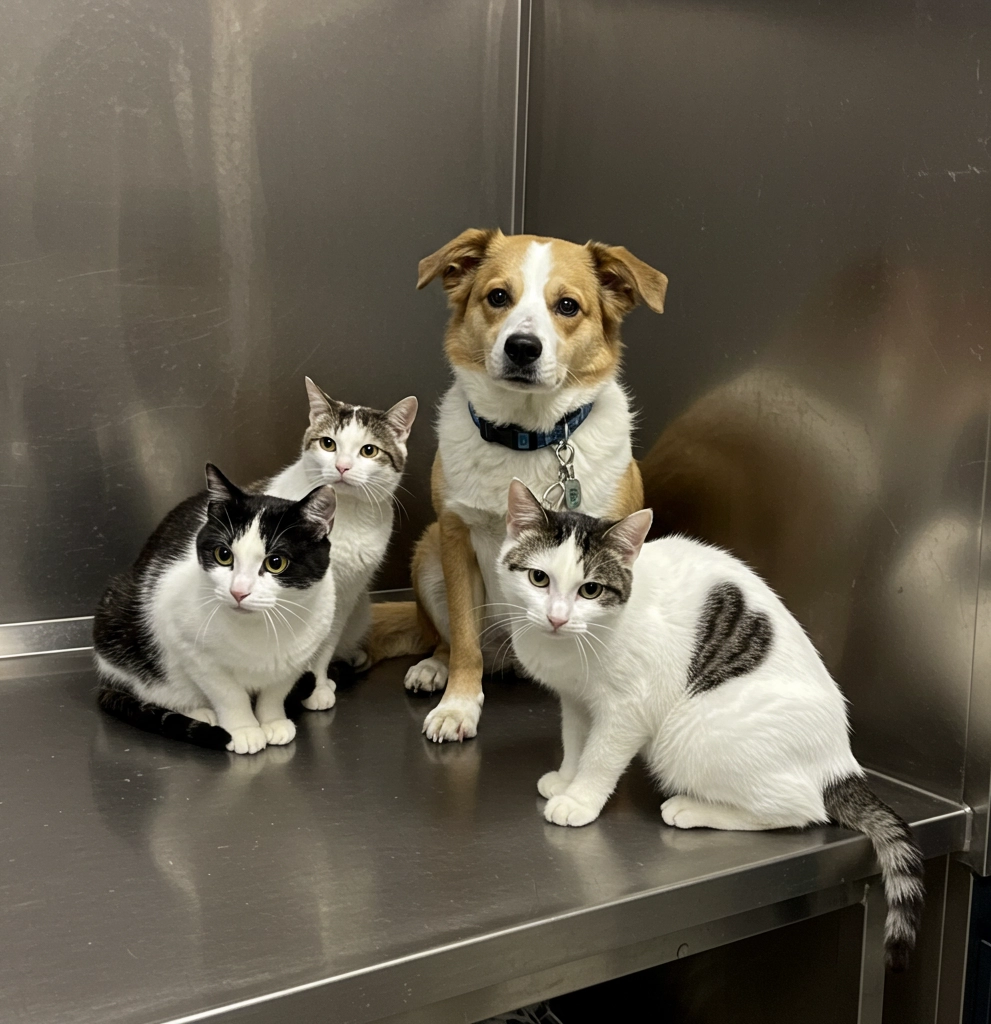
[95,465,337,754]
[258,378,417,711]
[497,480,925,969]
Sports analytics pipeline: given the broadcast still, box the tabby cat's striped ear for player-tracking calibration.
[304,376,333,423]
[603,509,653,566]
[506,478,547,540]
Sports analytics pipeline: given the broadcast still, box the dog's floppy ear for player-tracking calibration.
[417,228,499,292]
[586,242,668,319]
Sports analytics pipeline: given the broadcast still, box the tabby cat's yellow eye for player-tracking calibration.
[528,569,549,588]
[320,437,336,452]
[360,444,379,458]
[578,581,602,599]
[264,554,289,574]
[214,546,233,566]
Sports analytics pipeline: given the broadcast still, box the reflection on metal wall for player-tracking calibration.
[527,0,991,803]
[0,0,519,623]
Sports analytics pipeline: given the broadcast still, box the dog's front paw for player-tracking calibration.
[226,726,268,755]
[544,793,600,827]
[261,718,296,746]
[405,657,449,694]
[422,696,481,743]
[538,771,571,799]
[302,683,336,711]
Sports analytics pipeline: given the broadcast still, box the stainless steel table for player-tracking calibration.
[0,652,969,1024]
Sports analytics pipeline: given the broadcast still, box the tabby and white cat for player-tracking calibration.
[497,480,924,969]
[95,465,337,754]
[259,378,417,710]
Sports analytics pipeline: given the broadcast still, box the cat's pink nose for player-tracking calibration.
[336,462,351,475]
[230,587,251,605]
[547,614,568,631]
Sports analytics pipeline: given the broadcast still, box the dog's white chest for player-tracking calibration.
[436,379,634,522]
[435,376,636,645]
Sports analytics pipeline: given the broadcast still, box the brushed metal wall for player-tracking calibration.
[0,0,519,623]
[526,0,991,803]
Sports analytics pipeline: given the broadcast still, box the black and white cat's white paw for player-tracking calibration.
[405,657,449,694]
[302,683,336,711]
[544,792,601,827]
[262,718,296,746]
[226,726,268,755]
[537,771,572,799]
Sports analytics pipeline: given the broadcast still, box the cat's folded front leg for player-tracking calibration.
[544,710,641,827]
[255,682,298,746]
[195,672,267,754]
[538,696,589,799]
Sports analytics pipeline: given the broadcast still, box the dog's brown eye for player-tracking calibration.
[528,569,549,588]
[487,288,510,308]
[320,437,336,452]
[578,581,602,599]
[556,297,580,317]
[360,444,379,458]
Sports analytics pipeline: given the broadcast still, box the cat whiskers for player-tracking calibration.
[195,599,223,648]
[262,609,281,653]
[366,479,409,522]
[356,482,386,518]
[269,603,299,643]
[275,599,311,627]
[494,619,535,673]
[478,614,528,643]
[207,512,233,541]
[571,631,591,688]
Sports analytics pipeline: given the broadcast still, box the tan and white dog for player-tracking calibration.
[370,228,668,742]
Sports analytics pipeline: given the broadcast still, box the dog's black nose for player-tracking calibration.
[504,333,542,367]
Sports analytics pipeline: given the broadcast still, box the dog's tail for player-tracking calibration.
[366,601,437,665]
[98,686,230,750]
[823,773,925,971]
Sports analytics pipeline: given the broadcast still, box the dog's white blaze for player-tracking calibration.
[493,241,558,379]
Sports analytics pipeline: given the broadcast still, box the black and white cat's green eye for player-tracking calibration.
[264,554,289,574]
[578,581,602,599]
[528,569,549,588]
[320,437,336,452]
[214,545,233,567]
[360,444,379,458]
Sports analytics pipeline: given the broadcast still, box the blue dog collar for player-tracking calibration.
[468,402,594,451]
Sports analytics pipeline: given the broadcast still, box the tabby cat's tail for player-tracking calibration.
[98,686,231,750]
[823,773,925,971]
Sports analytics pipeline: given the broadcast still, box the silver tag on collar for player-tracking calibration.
[541,429,583,511]
[564,478,583,510]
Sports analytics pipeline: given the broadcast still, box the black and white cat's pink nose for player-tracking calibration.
[230,585,252,605]
[336,460,352,477]
[547,613,569,631]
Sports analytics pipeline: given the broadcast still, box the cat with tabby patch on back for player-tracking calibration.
[257,378,417,711]
[95,465,338,754]
[497,479,925,970]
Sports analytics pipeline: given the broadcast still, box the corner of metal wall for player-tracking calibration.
[510,0,532,236]
[960,402,991,879]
